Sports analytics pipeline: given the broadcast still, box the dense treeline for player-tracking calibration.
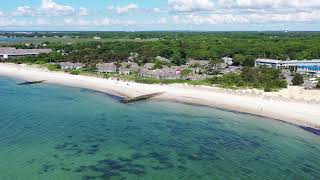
[5,31,320,65]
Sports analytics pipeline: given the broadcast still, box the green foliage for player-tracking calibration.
[292,73,304,86]
[160,48,174,59]
[233,54,246,66]
[34,60,46,64]
[189,63,202,68]
[151,60,172,70]
[69,70,80,75]
[242,55,255,67]
[4,31,320,63]
[7,31,320,66]
[47,64,60,71]
[207,67,287,91]
[124,76,208,85]
[264,87,272,92]
[181,68,193,76]
[233,54,255,67]
[172,52,186,66]
[205,58,224,75]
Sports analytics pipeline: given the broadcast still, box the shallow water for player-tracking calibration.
[0,76,320,180]
[0,37,32,44]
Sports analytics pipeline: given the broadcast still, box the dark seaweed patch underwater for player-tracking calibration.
[0,76,320,180]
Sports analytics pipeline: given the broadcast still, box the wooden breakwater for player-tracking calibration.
[17,80,46,85]
[121,92,164,104]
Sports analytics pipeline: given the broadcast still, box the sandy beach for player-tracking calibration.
[1,63,320,129]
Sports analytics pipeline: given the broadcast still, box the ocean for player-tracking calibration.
[0,37,32,44]
[0,76,319,180]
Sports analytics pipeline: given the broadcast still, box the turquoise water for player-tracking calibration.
[0,37,33,44]
[0,76,320,180]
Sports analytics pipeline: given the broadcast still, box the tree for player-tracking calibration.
[241,67,259,83]
[242,55,255,67]
[292,73,304,86]
[160,48,174,59]
[172,52,186,66]
[233,54,246,66]
[206,58,223,75]
[233,54,255,67]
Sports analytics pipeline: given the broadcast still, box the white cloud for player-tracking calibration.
[63,18,135,26]
[0,16,135,27]
[0,17,32,27]
[152,17,167,24]
[107,4,139,14]
[172,15,180,23]
[168,0,214,12]
[168,0,320,12]
[153,8,163,13]
[40,0,75,16]
[158,17,167,24]
[12,0,80,17]
[232,0,320,9]
[0,11,4,17]
[78,7,88,16]
[12,6,35,16]
[172,10,320,25]
[167,0,320,26]
[35,18,49,25]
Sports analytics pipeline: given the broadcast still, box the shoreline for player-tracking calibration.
[1,63,320,129]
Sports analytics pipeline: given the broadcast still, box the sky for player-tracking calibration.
[0,0,320,31]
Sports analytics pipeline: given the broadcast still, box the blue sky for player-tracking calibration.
[0,0,320,31]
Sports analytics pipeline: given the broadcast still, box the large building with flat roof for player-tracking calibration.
[256,59,320,68]
[256,58,320,76]
[0,47,52,60]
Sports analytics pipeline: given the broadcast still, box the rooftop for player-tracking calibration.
[0,47,52,56]
[256,58,320,64]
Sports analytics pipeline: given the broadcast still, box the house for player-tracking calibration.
[59,62,84,70]
[128,52,139,62]
[222,57,233,66]
[119,62,140,75]
[157,67,181,80]
[0,47,52,60]
[139,66,181,80]
[97,63,117,73]
[159,67,181,80]
[139,68,156,78]
[187,59,210,67]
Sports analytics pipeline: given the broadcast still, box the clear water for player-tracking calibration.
[0,37,32,44]
[0,76,320,180]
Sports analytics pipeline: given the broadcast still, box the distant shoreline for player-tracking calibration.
[1,63,320,129]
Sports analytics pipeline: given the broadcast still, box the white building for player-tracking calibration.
[256,59,320,68]
[256,58,320,76]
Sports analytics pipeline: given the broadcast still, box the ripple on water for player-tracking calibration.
[0,76,320,179]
